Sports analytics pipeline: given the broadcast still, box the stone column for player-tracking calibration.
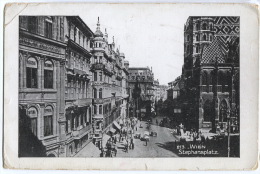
[57,60,66,157]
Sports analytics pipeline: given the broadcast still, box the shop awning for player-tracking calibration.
[113,121,121,130]
[107,127,117,135]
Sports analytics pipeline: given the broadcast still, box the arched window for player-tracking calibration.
[99,105,102,114]
[202,23,207,30]
[93,88,97,98]
[99,88,102,99]
[99,72,102,81]
[196,34,200,41]
[44,60,54,89]
[203,100,212,122]
[202,34,207,41]
[196,23,200,30]
[27,107,38,136]
[94,105,97,115]
[219,100,228,122]
[44,106,53,136]
[26,57,38,88]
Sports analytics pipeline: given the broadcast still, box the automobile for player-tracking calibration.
[141,134,150,141]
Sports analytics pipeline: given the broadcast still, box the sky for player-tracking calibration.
[80,4,190,85]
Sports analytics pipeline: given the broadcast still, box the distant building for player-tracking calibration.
[128,67,154,118]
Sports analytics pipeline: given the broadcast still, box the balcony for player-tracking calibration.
[91,63,104,71]
[93,114,104,120]
[92,98,103,104]
[72,125,92,139]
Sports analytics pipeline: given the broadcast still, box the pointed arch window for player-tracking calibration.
[196,34,200,41]
[202,23,207,30]
[202,34,207,41]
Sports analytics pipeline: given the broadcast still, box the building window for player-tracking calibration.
[202,34,207,41]
[45,20,53,39]
[44,60,53,89]
[99,105,102,114]
[26,57,38,88]
[28,17,37,33]
[93,88,97,98]
[196,34,200,41]
[94,105,97,115]
[99,72,102,81]
[196,23,199,30]
[94,72,97,81]
[202,23,207,30]
[44,106,53,136]
[99,88,102,99]
[27,107,38,136]
[203,100,212,122]
[195,45,200,53]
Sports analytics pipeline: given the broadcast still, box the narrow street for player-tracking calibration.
[75,119,179,157]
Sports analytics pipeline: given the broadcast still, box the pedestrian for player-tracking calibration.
[145,139,148,146]
[136,126,137,131]
[114,146,117,157]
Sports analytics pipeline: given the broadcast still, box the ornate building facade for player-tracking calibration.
[19,16,67,157]
[128,67,154,118]
[19,16,130,157]
[89,18,129,147]
[182,17,240,132]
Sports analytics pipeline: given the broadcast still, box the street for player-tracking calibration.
[75,119,179,157]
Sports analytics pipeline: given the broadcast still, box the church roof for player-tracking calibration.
[201,37,225,64]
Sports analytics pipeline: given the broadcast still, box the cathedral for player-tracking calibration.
[182,17,239,132]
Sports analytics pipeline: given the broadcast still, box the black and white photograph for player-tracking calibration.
[3,3,258,171]
[18,14,240,158]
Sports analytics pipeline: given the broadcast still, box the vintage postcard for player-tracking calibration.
[3,3,259,170]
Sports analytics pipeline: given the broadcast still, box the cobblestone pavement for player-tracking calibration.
[76,120,179,157]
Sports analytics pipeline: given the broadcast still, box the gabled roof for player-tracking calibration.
[201,37,225,64]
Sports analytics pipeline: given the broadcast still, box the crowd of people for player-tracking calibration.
[100,117,138,157]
